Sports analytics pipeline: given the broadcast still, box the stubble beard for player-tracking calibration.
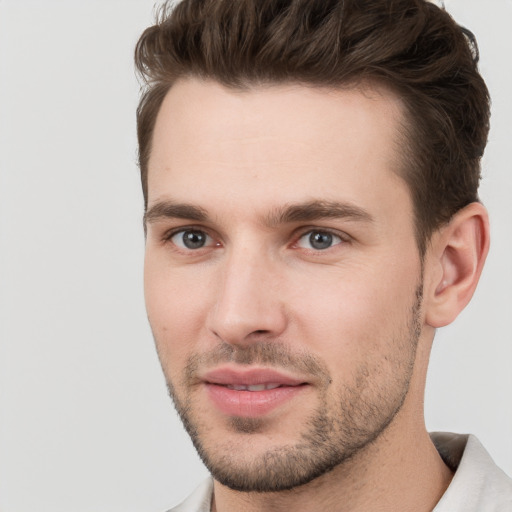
[161,284,423,493]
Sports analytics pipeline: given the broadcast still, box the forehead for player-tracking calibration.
[148,78,410,219]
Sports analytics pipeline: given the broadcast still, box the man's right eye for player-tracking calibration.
[170,229,213,250]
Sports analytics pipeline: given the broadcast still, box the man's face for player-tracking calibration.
[144,79,425,492]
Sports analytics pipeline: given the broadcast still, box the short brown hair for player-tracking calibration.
[135,0,490,255]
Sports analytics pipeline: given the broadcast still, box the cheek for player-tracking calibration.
[144,255,212,372]
[289,260,420,365]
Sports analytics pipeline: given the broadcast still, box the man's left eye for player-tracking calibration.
[296,231,343,250]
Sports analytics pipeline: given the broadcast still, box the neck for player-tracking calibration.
[211,406,452,512]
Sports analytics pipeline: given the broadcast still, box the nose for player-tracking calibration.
[206,245,288,346]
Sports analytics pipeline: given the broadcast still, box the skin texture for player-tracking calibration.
[144,78,489,512]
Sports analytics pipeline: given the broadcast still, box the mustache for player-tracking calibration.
[182,342,332,386]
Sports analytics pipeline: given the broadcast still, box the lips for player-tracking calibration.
[204,367,306,387]
[202,367,308,418]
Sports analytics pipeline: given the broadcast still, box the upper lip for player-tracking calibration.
[202,367,307,387]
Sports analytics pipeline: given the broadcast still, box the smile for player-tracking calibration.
[202,367,309,417]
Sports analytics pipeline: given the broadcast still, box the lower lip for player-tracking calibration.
[205,383,307,417]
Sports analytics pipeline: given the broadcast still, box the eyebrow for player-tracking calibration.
[144,199,373,226]
[144,201,208,225]
[266,200,374,226]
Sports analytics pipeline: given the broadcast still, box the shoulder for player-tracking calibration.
[432,432,512,512]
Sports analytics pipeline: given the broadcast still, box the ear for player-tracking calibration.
[424,202,490,328]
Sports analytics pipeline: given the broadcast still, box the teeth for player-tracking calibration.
[229,384,249,391]
[245,384,266,391]
[260,383,281,390]
[226,383,281,391]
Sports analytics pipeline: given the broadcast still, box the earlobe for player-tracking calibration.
[425,202,490,328]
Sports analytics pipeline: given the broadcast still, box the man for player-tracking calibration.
[135,0,512,510]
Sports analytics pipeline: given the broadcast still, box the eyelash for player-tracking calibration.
[293,228,348,251]
[163,226,217,249]
[161,226,350,253]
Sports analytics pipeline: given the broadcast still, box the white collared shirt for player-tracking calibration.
[432,433,512,511]
[167,433,512,512]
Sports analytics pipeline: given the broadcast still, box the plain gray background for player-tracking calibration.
[0,1,510,511]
